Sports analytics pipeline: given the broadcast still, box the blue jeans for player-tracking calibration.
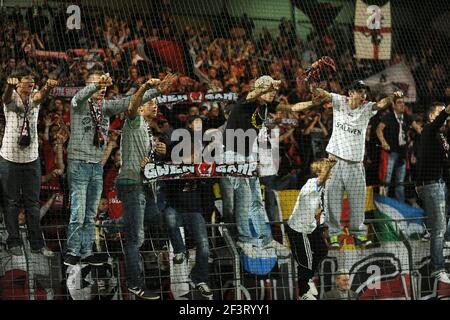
[117,183,159,288]
[416,182,449,272]
[221,176,273,245]
[260,174,297,221]
[248,177,273,246]
[66,160,103,258]
[164,207,209,284]
[221,151,273,245]
[385,152,406,202]
[0,156,44,250]
[219,177,245,225]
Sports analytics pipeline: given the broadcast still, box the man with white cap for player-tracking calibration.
[221,75,294,257]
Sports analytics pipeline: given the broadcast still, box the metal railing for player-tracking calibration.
[1,213,448,300]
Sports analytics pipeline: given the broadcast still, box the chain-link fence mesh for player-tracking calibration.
[0,0,450,300]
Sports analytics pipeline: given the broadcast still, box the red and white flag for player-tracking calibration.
[354,0,392,60]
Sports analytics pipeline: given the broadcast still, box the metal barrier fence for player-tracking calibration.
[1,215,449,300]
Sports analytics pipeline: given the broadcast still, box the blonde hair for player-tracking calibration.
[310,158,331,176]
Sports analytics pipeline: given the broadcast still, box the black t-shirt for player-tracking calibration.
[164,179,211,213]
[416,109,449,183]
[224,93,276,157]
[380,111,411,155]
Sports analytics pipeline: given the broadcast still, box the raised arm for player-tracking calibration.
[3,77,18,105]
[42,115,53,141]
[72,73,112,109]
[246,79,281,102]
[316,115,329,137]
[71,84,100,109]
[291,101,314,112]
[277,127,295,142]
[311,87,332,105]
[109,73,177,118]
[376,121,390,151]
[32,79,58,104]
[428,104,450,133]
[55,127,69,172]
[128,73,177,119]
[274,100,315,113]
[128,81,156,120]
[303,116,318,135]
[318,157,337,186]
[373,90,403,111]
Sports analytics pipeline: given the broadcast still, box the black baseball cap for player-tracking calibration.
[348,80,370,91]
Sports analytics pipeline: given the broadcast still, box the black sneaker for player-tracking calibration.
[64,255,81,266]
[81,254,106,266]
[128,287,160,300]
[196,282,213,298]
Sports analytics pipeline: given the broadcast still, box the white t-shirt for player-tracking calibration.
[288,177,324,234]
[251,126,279,177]
[1,90,40,163]
[326,93,377,162]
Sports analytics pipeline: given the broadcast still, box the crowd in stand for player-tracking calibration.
[1,3,450,300]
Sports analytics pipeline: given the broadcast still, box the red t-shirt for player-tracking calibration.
[107,189,123,219]
[109,117,124,131]
[41,140,61,190]
[41,141,68,191]
[103,166,119,194]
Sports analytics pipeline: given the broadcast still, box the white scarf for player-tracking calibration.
[394,112,406,146]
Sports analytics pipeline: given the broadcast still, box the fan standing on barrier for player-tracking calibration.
[64,71,162,267]
[163,117,214,298]
[0,67,57,257]
[286,158,334,300]
[415,102,450,284]
[116,73,176,300]
[310,80,403,248]
[221,75,290,258]
[376,94,410,202]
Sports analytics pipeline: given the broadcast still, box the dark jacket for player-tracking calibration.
[322,288,358,300]
[416,109,449,183]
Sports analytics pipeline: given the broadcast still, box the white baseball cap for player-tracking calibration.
[254,75,274,89]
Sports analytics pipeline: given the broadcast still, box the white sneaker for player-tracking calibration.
[421,232,431,242]
[435,271,450,284]
[264,240,291,258]
[299,292,317,300]
[308,279,318,296]
[173,252,186,264]
[236,241,257,259]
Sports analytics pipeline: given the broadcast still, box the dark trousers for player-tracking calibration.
[164,207,210,284]
[117,183,159,289]
[286,224,328,295]
[0,156,44,250]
